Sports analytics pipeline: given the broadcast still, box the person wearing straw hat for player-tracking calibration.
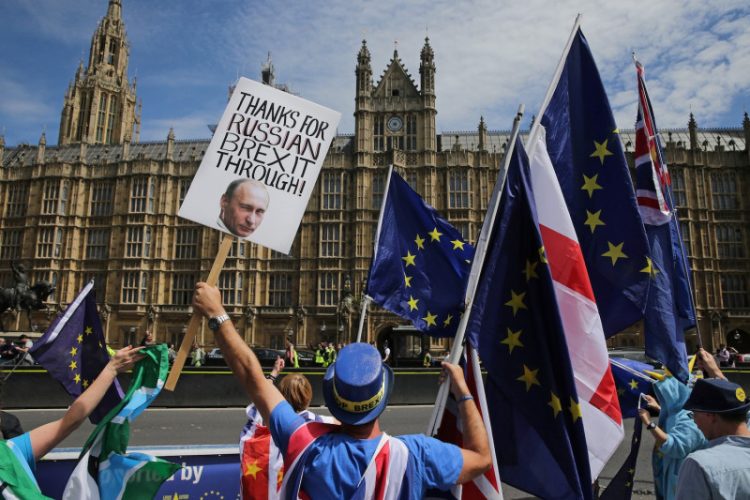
[675,378,750,499]
[192,282,491,499]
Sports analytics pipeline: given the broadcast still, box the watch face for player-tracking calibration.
[208,317,219,331]
[387,116,403,132]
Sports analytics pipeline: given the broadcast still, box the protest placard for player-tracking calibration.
[178,77,341,254]
[166,78,341,391]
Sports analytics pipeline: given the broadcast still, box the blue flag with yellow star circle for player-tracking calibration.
[30,280,122,423]
[541,29,650,336]
[366,169,474,338]
[466,137,592,500]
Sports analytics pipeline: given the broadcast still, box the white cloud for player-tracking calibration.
[1,0,748,145]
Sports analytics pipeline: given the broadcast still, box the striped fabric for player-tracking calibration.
[279,422,411,500]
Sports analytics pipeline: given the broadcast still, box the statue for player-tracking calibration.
[0,262,56,330]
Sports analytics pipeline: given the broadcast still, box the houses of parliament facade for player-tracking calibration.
[2,0,749,357]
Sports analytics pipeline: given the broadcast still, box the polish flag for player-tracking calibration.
[527,129,624,477]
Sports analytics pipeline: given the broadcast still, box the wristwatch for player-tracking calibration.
[207,314,230,332]
[647,422,657,431]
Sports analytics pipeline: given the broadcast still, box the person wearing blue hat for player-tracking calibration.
[192,282,491,499]
[674,378,750,499]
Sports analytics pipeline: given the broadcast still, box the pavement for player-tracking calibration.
[15,405,657,499]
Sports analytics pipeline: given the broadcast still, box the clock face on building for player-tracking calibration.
[387,116,403,132]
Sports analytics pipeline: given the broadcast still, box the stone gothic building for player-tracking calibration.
[2,0,750,360]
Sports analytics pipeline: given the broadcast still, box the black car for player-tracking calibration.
[254,348,285,367]
[296,349,316,367]
[204,347,283,367]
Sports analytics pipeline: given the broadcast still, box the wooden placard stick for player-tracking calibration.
[165,234,234,391]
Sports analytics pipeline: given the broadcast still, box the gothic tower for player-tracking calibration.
[58,0,140,145]
[353,39,437,157]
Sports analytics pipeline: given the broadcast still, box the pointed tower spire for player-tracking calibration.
[478,116,488,152]
[261,52,275,86]
[743,112,750,153]
[688,113,700,151]
[419,37,437,152]
[58,0,137,145]
[36,132,47,164]
[354,40,373,155]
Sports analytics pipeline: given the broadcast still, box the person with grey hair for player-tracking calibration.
[675,377,750,499]
[218,179,270,237]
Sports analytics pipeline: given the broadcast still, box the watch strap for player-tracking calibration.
[209,314,230,331]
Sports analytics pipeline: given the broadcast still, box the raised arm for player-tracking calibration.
[28,346,143,460]
[695,348,726,380]
[192,282,284,420]
[440,362,492,483]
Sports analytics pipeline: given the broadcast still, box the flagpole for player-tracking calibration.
[526,14,582,160]
[427,104,525,437]
[356,165,395,343]
[355,295,371,343]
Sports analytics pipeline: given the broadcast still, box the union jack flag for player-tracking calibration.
[633,58,695,382]
[635,59,672,224]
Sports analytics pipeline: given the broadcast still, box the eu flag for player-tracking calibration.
[634,60,695,382]
[366,169,474,337]
[466,138,591,500]
[609,357,655,418]
[541,29,650,336]
[30,281,122,423]
[599,418,643,500]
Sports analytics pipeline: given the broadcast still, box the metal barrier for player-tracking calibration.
[1,366,445,408]
[5,366,750,409]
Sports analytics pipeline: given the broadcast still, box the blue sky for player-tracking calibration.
[1,0,748,146]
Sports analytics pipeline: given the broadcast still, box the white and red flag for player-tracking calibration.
[525,22,624,477]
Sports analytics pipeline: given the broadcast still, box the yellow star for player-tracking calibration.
[244,460,262,479]
[504,290,527,316]
[549,392,562,417]
[422,311,437,327]
[629,379,639,390]
[402,251,416,267]
[451,239,465,250]
[404,274,412,288]
[77,334,83,344]
[277,468,284,487]
[414,234,425,250]
[569,397,582,422]
[618,387,625,396]
[85,326,93,335]
[70,347,78,356]
[69,360,77,370]
[538,246,548,264]
[82,379,90,389]
[74,373,81,384]
[640,257,660,277]
[602,241,628,266]
[581,173,603,198]
[407,295,419,311]
[443,315,453,327]
[517,365,541,392]
[428,227,443,242]
[613,128,620,134]
[584,210,606,233]
[501,328,524,354]
[523,259,538,281]
[590,139,613,165]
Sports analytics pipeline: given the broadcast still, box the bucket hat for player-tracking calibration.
[683,378,750,414]
[322,343,394,425]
